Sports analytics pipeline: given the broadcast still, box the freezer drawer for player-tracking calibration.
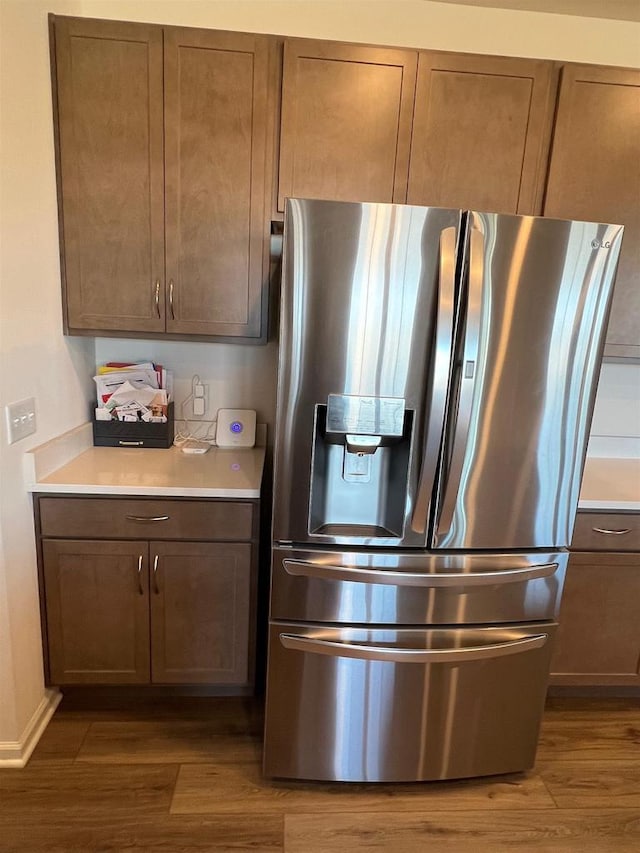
[270,547,566,624]
[264,622,556,782]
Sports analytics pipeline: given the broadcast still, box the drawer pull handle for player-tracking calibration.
[137,555,144,595]
[280,633,548,663]
[154,279,161,318]
[125,515,170,523]
[153,554,160,594]
[283,559,558,587]
[119,441,144,447]
[592,527,631,535]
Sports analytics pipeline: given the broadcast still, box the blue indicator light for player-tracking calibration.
[230,421,243,434]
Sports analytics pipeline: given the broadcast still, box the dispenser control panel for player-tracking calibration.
[326,394,405,436]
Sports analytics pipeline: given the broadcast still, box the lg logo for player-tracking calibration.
[591,239,612,250]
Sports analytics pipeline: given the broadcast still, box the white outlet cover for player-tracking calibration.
[6,397,36,444]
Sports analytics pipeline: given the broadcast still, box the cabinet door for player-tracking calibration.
[42,540,150,684]
[550,552,640,687]
[408,52,555,214]
[278,39,417,211]
[164,28,274,339]
[150,542,253,684]
[52,17,165,334]
[544,64,640,359]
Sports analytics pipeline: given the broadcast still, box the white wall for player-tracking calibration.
[1,0,639,758]
[0,0,95,753]
[590,363,640,458]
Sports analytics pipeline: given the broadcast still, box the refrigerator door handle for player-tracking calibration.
[283,559,558,587]
[436,223,485,537]
[411,226,458,534]
[279,632,549,663]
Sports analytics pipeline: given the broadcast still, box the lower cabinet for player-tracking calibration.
[550,512,640,689]
[35,496,258,690]
[43,540,151,684]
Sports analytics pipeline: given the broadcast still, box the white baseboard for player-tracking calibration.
[0,689,62,768]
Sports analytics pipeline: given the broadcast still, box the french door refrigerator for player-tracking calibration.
[264,198,623,782]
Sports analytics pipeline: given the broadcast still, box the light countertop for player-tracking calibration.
[25,425,637,508]
[29,444,265,499]
[578,457,640,512]
[31,450,636,508]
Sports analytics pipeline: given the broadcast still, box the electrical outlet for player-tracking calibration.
[192,383,208,418]
[6,397,37,444]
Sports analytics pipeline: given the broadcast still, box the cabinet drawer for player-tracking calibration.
[572,512,640,551]
[38,497,254,541]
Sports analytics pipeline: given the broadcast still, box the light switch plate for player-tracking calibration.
[6,397,36,444]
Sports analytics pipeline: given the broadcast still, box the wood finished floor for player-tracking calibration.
[0,696,638,852]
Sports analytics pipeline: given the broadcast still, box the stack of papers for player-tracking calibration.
[94,361,173,423]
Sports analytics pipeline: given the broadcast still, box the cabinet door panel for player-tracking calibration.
[544,64,640,359]
[278,39,417,210]
[43,540,150,684]
[53,17,165,333]
[164,28,272,339]
[408,53,555,214]
[550,552,640,687]
[150,542,252,684]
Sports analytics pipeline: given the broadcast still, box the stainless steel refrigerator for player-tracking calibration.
[264,198,623,782]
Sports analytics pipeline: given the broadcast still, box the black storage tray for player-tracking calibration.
[93,402,174,448]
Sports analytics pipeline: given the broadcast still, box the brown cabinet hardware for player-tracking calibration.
[137,554,144,595]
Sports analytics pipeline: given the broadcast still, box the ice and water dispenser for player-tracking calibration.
[309,393,413,538]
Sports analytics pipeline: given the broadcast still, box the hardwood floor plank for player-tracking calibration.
[55,694,264,731]
[545,698,640,715]
[76,721,261,764]
[283,809,640,853]
[3,697,638,851]
[0,814,283,853]
[538,760,640,808]
[0,762,177,817]
[28,718,90,764]
[171,762,555,815]
[537,717,640,760]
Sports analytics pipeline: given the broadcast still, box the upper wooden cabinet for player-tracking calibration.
[53,18,165,335]
[50,17,639,356]
[51,17,274,341]
[408,52,556,214]
[277,39,417,211]
[543,64,640,360]
[163,28,272,338]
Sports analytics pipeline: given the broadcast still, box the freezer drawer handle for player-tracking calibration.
[592,527,631,535]
[283,559,558,587]
[279,633,548,663]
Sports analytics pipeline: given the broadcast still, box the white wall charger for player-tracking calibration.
[216,409,256,448]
